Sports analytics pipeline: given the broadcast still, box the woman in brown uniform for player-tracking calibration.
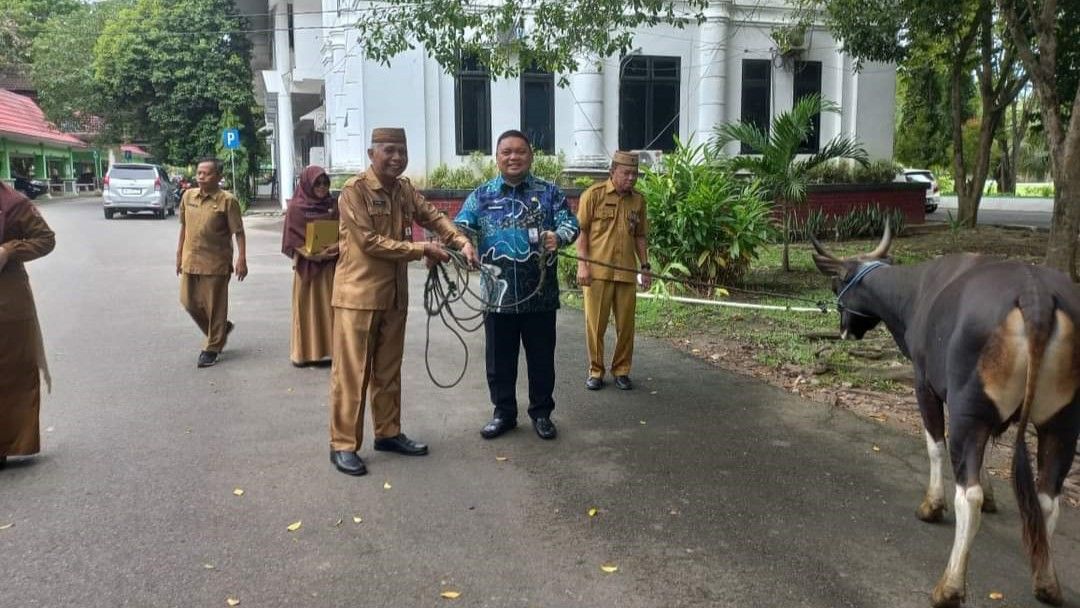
[0,181,55,469]
[282,165,338,366]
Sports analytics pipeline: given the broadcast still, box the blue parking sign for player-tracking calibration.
[222,128,241,150]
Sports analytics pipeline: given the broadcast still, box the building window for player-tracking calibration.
[455,55,492,155]
[793,60,823,153]
[740,59,771,154]
[619,55,680,152]
[521,67,555,153]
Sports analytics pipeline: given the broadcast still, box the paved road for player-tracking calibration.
[3,198,1078,607]
[933,197,1053,228]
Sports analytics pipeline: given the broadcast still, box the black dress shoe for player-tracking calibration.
[532,417,557,440]
[373,433,429,456]
[330,450,367,476]
[614,375,633,390]
[585,376,604,391]
[197,350,218,368]
[481,418,517,439]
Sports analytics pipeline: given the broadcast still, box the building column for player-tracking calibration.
[569,54,608,169]
[66,149,75,179]
[695,8,728,147]
[322,27,347,174]
[273,1,295,209]
[0,139,9,181]
[33,146,46,179]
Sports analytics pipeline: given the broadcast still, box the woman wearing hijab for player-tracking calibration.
[0,181,55,469]
[282,166,338,366]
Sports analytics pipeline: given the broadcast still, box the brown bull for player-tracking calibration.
[812,226,1080,607]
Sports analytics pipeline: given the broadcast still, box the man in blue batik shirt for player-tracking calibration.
[455,130,579,441]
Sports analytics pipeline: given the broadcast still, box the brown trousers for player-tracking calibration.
[0,320,41,456]
[180,273,230,352]
[583,278,637,378]
[329,308,405,451]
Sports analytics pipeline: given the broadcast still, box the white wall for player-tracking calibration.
[292,0,324,83]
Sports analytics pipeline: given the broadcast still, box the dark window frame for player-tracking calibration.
[618,55,681,152]
[520,68,555,154]
[455,55,492,155]
[793,60,823,153]
[740,59,772,154]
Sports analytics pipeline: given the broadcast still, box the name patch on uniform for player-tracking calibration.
[373,199,387,207]
[528,227,539,244]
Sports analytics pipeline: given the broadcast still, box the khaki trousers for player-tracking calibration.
[583,278,637,378]
[329,307,405,451]
[180,273,230,352]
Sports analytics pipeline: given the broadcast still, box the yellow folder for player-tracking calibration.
[304,219,339,254]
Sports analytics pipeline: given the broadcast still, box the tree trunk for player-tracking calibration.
[998,138,1016,193]
[1044,145,1080,278]
[782,203,791,272]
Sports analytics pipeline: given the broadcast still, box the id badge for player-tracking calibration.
[404,226,413,239]
[528,227,539,245]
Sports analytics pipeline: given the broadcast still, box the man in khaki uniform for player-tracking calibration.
[175,157,247,368]
[576,151,651,391]
[329,127,478,477]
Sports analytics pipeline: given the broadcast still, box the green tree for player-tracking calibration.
[93,0,261,201]
[998,0,1080,279]
[0,0,80,64]
[29,2,120,131]
[351,0,708,79]
[798,0,1027,227]
[893,64,957,169]
[709,94,870,271]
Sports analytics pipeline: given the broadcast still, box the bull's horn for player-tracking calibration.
[809,235,839,260]
[868,221,893,259]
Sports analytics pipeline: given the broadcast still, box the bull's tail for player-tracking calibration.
[1013,287,1055,574]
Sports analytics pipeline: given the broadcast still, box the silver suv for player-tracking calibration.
[103,163,177,219]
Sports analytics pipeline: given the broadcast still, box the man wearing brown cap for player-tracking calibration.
[576,151,651,391]
[328,127,479,476]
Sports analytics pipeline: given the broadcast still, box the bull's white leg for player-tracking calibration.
[980,460,998,513]
[1034,492,1062,605]
[917,431,947,522]
[932,485,984,608]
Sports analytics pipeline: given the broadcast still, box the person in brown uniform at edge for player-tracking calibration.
[0,181,55,469]
[176,157,247,368]
[282,165,337,366]
[329,127,479,476]
[576,151,651,391]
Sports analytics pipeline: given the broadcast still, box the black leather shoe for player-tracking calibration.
[373,433,429,456]
[532,417,557,440]
[585,376,604,390]
[614,375,633,390]
[481,418,517,439]
[197,350,218,368]
[330,450,367,476]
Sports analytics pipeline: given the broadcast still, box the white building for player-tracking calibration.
[240,0,897,207]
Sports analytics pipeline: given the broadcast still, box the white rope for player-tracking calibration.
[635,292,831,313]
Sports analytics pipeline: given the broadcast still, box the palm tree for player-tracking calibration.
[710,94,869,271]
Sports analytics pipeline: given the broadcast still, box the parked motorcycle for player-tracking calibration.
[13,175,48,200]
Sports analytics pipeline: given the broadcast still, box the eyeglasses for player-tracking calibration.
[314,179,330,188]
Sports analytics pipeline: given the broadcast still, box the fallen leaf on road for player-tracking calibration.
[383,482,392,490]
[872,445,881,452]
[600,563,619,573]
[334,518,343,527]
[587,507,598,518]
[650,391,658,395]
[226,598,240,606]
[691,348,701,354]
[639,420,647,425]
[352,515,363,524]
[989,592,1004,600]
[495,456,508,462]
[45,426,54,432]
[0,523,13,530]
[203,564,215,570]
[287,521,302,532]
[287,388,294,393]
[232,488,244,497]
[440,590,461,599]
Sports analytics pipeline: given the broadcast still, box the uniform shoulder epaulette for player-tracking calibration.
[343,175,362,189]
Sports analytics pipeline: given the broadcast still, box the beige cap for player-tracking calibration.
[611,150,639,168]
[371,128,407,144]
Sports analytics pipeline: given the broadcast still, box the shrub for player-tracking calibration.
[789,205,906,242]
[573,176,597,189]
[636,140,775,289]
[852,159,902,184]
[426,150,564,189]
[531,151,565,184]
[805,161,853,184]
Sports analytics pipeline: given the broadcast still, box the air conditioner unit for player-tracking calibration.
[633,150,663,168]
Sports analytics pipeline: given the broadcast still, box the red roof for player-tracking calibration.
[121,144,149,157]
[0,89,86,148]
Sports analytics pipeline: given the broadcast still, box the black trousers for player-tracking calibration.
[484,310,556,421]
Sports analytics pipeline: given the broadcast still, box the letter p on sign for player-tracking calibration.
[223,128,240,150]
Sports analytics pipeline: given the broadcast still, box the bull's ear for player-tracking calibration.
[813,253,847,277]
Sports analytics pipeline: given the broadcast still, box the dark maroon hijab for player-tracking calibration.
[282,165,337,280]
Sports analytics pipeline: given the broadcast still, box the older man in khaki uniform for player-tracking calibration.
[329,127,478,476]
[576,151,651,391]
[175,157,247,368]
